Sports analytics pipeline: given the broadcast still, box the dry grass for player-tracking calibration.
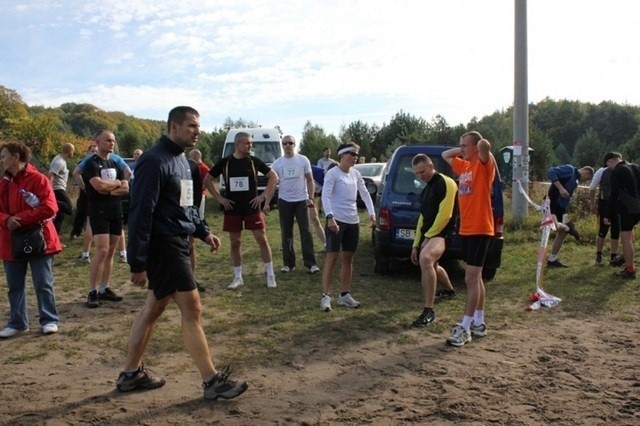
[0,184,638,371]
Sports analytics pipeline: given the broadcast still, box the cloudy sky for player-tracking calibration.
[1,0,638,142]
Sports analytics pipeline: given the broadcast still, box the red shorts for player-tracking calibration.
[223,212,266,232]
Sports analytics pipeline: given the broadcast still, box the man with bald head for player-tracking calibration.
[82,130,129,308]
[270,135,320,274]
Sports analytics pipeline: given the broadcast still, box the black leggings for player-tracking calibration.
[53,189,73,233]
[598,199,620,239]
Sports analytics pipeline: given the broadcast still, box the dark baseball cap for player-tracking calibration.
[603,151,622,166]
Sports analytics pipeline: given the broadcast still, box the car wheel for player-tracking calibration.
[374,258,390,275]
[482,267,497,280]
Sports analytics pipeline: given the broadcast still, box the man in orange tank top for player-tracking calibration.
[442,131,495,347]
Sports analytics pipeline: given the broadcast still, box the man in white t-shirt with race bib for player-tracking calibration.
[270,135,320,274]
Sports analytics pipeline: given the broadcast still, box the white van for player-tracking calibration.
[221,128,283,162]
[220,128,283,196]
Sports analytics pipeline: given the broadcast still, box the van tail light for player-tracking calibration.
[494,216,504,237]
[379,208,391,231]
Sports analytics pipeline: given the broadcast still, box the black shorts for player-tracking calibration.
[325,220,359,253]
[461,235,492,267]
[419,231,451,248]
[549,196,567,221]
[147,236,196,300]
[89,210,123,236]
[619,209,640,232]
[597,199,620,239]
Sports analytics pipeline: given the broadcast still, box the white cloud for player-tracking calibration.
[104,52,135,65]
[3,0,640,144]
[79,28,92,40]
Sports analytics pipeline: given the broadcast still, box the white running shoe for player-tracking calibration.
[470,322,487,338]
[337,293,360,308]
[447,324,472,347]
[280,266,293,273]
[320,295,332,312]
[267,275,277,288]
[0,327,29,338]
[42,323,59,335]
[227,276,244,290]
[308,265,321,274]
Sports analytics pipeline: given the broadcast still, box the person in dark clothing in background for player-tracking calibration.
[604,152,640,280]
[545,164,594,268]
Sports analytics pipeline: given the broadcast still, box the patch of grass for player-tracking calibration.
[6,350,48,364]
[0,192,637,372]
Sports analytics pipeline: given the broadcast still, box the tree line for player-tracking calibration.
[2,85,639,180]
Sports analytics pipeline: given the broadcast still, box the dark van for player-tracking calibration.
[372,145,504,279]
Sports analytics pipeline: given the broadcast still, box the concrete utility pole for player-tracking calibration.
[512,0,529,221]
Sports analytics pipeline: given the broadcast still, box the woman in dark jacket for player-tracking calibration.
[0,141,62,338]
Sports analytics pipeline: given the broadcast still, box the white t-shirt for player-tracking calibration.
[49,154,69,191]
[589,167,605,190]
[271,154,312,202]
[317,157,337,171]
[321,166,375,224]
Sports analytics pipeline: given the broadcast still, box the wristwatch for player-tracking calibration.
[326,214,334,219]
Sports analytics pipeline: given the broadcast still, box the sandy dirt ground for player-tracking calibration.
[1,286,639,426]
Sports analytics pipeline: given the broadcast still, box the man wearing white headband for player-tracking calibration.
[320,142,376,312]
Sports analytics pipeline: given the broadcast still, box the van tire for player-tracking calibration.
[374,258,390,275]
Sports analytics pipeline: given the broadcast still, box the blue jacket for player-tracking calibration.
[311,165,324,195]
[547,164,579,210]
[127,135,209,273]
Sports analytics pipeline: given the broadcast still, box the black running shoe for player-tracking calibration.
[86,290,100,308]
[117,364,166,392]
[435,289,456,299]
[547,259,568,268]
[565,222,581,241]
[98,287,123,301]
[614,269,636,280]
[203,366,248,400]
[609,255,625,267]
[412,309,436,327]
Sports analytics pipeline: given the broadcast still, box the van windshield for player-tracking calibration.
[222,142,282,164]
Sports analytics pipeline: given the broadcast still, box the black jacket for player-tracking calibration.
[608,161,640,217]
[128,135,209,273]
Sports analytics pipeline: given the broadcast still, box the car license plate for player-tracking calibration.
[396,228,415,240]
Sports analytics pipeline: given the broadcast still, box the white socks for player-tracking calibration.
[233,266,242,279]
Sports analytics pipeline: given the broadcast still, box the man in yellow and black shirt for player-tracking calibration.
[410,154,458,327]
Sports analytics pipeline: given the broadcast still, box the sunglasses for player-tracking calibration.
[347,152,359,157]
[282,142,295,146]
